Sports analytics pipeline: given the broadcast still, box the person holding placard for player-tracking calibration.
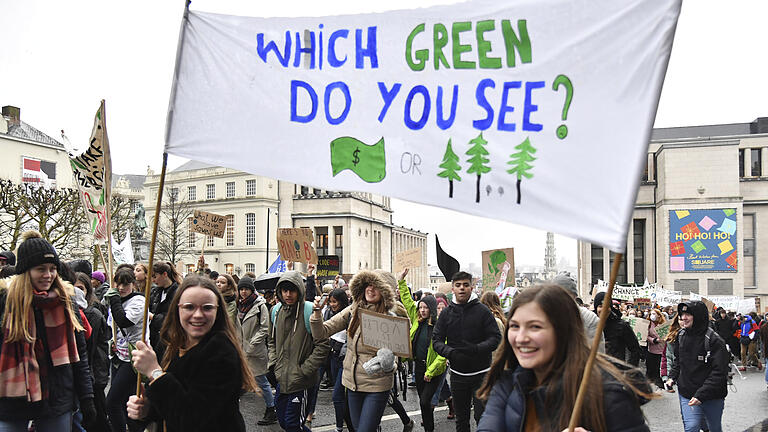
[310,270,399,432]
[432,271,501,432]
[476,284,655,432]
[397,268,446,432]
[646,308,666,390]
[148,262,181,362]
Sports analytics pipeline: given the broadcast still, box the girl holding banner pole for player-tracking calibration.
[310,270,399,432]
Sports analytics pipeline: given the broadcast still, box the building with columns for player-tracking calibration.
[143,161,428,282]
[578,117,768,312]
[392,225,429,291]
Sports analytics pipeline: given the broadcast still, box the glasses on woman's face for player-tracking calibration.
[178,303,218,314]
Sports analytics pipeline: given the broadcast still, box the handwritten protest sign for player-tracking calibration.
[655,320,672,341]
[69,103,111,244]
[277,228,318,265]
[359,309,412,358]
[394,247,422,274]
[164,1,682,253]
[623,316,650,347]
[481,248,515,291]
[191,210,226,238]
[613,286,642,301]
[650,289,682,307]
[317,255,340,278]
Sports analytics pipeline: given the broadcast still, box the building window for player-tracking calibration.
[707,279,733,295]
[739,149,745,177]
[169,187,179,202]
[188,186,196,201]
[226,215,234,246]
[590,244,603,284]
[301,185,309,195]
[206,184,215,200]
[633,219,645,284]
[315,227,328,256]
[206,235,214,247]
[610,251,627,285]
[641,160,648,182]
[225,263,234,275]
[246,213,256,245]
[334,226,343,272]
[244,263,255,274]
[674,279,699,295]
[187,217,196,247]
[246,179,257,196]
[226,182,235,198]
[751,148,762,177]
[744,214,755,287]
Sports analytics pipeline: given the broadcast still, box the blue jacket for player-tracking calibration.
[478,366,650,432]
[740,316,756,338]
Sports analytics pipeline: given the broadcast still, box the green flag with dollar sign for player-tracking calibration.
[330,136,386,183]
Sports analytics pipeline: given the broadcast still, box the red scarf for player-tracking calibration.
[0,288,80,401]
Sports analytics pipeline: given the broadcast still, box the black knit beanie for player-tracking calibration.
[15,231,60,275]
[237,276,256,293]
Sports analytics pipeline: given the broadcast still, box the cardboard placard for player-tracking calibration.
[359,309,412,358]
[191,210,226,238]
[635,298,651,309]
[394,247,422,274]
[277,228,318,265]
[622,316,650,347]
[700,297,715,315]
[655,320,672,341]
[481,248,515,291]
[317,255,340,278]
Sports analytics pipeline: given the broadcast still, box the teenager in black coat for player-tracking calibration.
[126,275,257,432]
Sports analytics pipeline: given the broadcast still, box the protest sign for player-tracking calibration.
[70,103,111,244]
[738,298,756,315]
[164,0,682,253]
[317,255,340,278]
[481,248,515,291]
[191,210,226,238]
[623,316,650,347]
[700,297,715,315]
[277,228,318,264]
[655,320,672,341]
[635,298,651,309]
[689,293,740,312]
[650,289,681,307]
[394,247,422,275]
[359,309,412,358]
[111,234,134,265]
[613,286,641,301]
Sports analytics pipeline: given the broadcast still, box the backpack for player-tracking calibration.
[271,301,313,336]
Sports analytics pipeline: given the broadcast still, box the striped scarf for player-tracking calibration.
[0,289,80,401]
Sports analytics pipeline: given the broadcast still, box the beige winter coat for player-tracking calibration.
[239,296,270,377]
[309,270,398,393]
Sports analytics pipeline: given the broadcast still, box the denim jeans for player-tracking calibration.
[255,374,275,408]
[450,371,486,432]
[347,390,389,432]
[0,412,72,432]
[678,395,724,432]
[330,355,346,429]
[431,373,451,405]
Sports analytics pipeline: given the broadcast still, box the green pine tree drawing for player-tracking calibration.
[506,137,537,204]
[437,138,462,198]
[466,132,491,203]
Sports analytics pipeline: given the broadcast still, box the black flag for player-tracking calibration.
[435,235,460,281]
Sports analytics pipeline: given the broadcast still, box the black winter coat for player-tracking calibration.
[603,314,641,366]
[478,365,650,432]
[145,331,246,432]
[0,290,94,421]
[713,316,737,344]
[432,296,501,375]
[149,281,178,360]
[84,304,110,387]
[669,301,728,401]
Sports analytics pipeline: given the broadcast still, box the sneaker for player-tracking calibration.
[257,406,277,426]
[408,381,416,388]
[403,419,414,432]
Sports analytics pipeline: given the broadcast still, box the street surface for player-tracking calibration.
[241,367,768,431]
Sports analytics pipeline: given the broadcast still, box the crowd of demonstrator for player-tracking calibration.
[1,232,767,432]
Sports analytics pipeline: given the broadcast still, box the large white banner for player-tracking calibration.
[165,0,681,251]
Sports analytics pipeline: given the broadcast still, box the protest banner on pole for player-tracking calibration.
[164,0,682,254]
[317,255,340,278]
[622,316,650,347]
[394,247,422,274]
[191,210,226,238]
[111,234,135,265]
[359,309,412,358]
[481,248,515,291]
[277,228,318,264]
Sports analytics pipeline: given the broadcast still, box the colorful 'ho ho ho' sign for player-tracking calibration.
[277,228,319,265]
[669,209,737,272]
[191,210,226,238]
[164,0,682,253]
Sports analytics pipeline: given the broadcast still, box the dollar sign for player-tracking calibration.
[352,147,360,166]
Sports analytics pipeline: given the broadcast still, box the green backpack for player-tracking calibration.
[270,301,313,335]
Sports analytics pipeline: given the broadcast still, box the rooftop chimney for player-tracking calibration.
[750,117,768,134]
[2,106,20,126]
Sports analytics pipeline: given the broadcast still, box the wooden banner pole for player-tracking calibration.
[567,252,623,431]
[136,152,169,395]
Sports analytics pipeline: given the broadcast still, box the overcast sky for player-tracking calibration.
[2,0,766,270]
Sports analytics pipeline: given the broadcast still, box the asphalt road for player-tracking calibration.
[241,366,768,432]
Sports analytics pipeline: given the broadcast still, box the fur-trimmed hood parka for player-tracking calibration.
[310,270,399,392]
